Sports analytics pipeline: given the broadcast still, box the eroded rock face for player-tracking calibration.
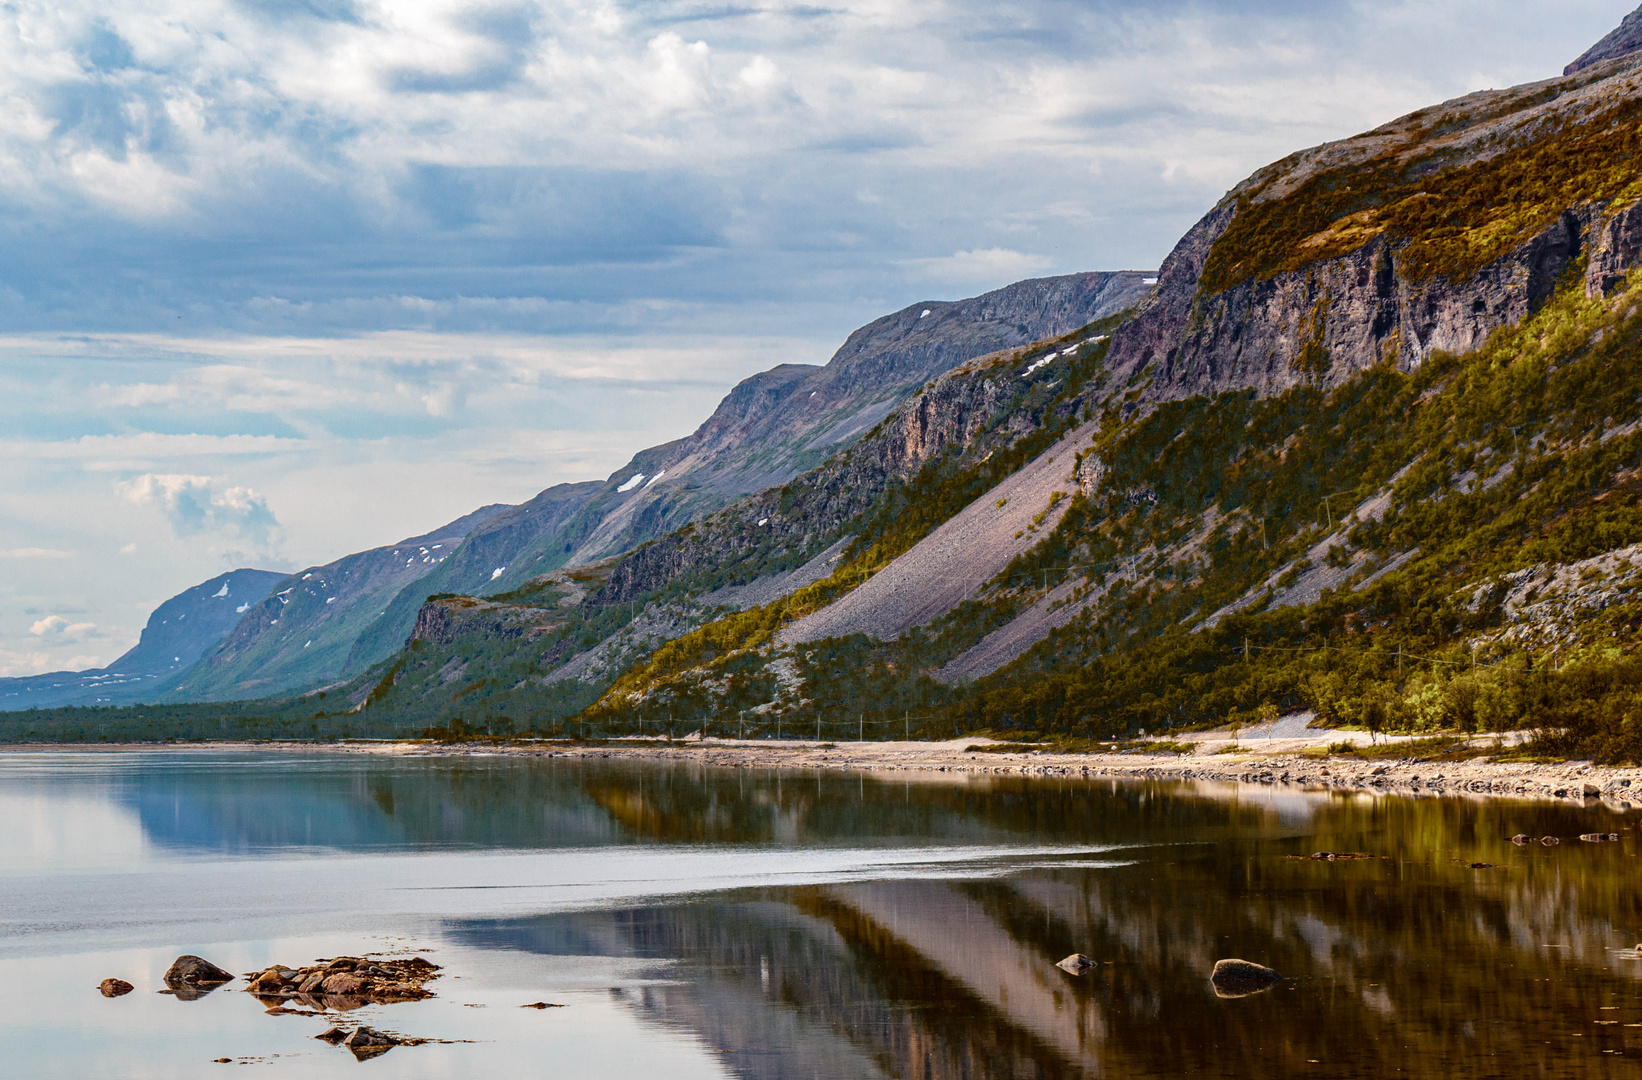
[1211,959,1283,999]
[1568,5,1642,76]
[1097,63,1642,411]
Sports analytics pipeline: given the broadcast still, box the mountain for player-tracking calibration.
[1567,3,1642,74]
[316,13,1642,766]
[161,505,509,702]
[161,271,1150,703]
[0,568,285,711]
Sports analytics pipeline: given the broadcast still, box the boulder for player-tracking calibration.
[1585,783,1602,797]
[297,973,326,995]
[1542,836,1561,846]
[163,955,235,998]
[1056,954,1098,975]
[1581,833,1607,843]
[247,968,289,993]
[321,973,367,995]
[1510,834,1531,845]
[315,1027,349,1045]
[344,1027,395,1049]
[343,1026,397,1061]
[1211,959,1283,998]
[98,978,134,998]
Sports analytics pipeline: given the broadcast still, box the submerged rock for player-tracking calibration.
[1211,959,1283,999]
[343,1026,397,1061]
[1056,954,1099,975]
[98,978,134,998]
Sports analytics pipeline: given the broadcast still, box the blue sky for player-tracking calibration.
[0,0,1630,675]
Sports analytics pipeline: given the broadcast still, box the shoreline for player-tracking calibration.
[4,733,1640,809]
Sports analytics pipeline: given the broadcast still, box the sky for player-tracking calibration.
[0,0,1631,676]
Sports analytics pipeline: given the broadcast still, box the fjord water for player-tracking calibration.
[2,752,1640,1078]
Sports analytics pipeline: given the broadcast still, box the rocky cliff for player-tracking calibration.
[1102,57,1642,406]
[1568,4,1642,75]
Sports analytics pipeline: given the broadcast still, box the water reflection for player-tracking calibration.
[4,751,1642,1078]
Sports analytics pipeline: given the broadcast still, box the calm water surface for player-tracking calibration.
[1,749,1640,1078]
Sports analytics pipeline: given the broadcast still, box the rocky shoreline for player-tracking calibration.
[11,735,1642,809]
[371,735,1642,810]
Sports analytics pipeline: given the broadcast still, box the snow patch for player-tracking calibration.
[212,583,229,598]
[920,309,931,318]
[491,567,507,580]
[1143,277,1158,285]
[1022,354,1056,376]
[617,474,645,492]
[757,518,769,526]
[235,603,249,613]
[326,597,336,604]
[645,470,667,488]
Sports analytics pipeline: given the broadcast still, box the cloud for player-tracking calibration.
[117,473,282,547]
[0,547,72,559]
[28,615,99,641]
[900,248,1057,285]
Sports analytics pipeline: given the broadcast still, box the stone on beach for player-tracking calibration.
[98,978,133,998]
[1056,954,1098,975]
[1211,959,1283,998]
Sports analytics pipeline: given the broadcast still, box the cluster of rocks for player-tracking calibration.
[244,955,441,1011]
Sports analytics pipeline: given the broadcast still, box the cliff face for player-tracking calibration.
[1102,58,1642,405]
[594,332,1093,608]
[1568,4,1642,75]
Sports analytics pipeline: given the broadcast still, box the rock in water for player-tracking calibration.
[1056,954,1098,975]
[163,955,235,999]
[315,1027,349,1045]
[98,978,134,998]
[1211,959,1283,998]
[1510,834,1531,846]
[342,1026,397,1061]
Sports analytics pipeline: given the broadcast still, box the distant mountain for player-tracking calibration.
[168,271,1151,702]
[160,505,508,702]
[0,568,286,711]
[1567,3,1642,74]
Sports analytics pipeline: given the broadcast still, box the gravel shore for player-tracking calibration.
[370,733,1642,809]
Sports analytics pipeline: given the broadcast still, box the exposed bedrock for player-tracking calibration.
[1102,200,1639,405]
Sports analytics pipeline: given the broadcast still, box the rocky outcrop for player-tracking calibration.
[98,978,133,997]
[1568,5,1642,75]
[1099,61,1642,406]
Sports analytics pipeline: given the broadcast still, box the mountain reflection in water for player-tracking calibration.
[4,750,1642,1078]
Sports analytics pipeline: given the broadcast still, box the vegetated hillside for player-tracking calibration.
[374,30,1642,762]
[338,317,1128,734]
[0,568,286,711]
[147,271,1149,709]
[22,21,1642,756]
[162,504,509,702]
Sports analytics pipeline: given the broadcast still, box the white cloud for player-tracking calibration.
[28,615,98,641]
[117,472,282,549]
[901,248,1057,285]
[0,547,71,559]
